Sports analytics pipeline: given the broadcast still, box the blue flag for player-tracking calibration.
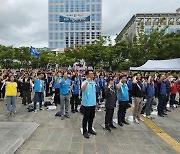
[30,46,39,58]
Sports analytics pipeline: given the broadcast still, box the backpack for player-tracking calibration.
[55,111,61,117]
[27,106,34,112]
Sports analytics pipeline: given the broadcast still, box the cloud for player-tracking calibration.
[0,0,179,47]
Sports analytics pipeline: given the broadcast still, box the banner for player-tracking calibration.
[59,14,90,22]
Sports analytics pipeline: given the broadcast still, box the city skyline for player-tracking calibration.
[0,0,179,47]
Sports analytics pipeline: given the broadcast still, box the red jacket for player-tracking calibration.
[171,83,178,94]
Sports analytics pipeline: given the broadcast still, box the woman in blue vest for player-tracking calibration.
[33,73,45,113]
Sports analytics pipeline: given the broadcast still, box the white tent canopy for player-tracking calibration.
[130,58,180,71]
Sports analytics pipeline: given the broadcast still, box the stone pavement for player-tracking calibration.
[0,122,39,154]
[0,97,179,154]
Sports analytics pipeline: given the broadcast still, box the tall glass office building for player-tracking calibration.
[48,0,102,50]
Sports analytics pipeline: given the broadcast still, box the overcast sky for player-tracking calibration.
[0,0,179,47]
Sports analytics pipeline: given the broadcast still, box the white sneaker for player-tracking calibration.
[139,118,144,122]
[34,110,37,113]
[146,115,151,119]
[134,118,139,124]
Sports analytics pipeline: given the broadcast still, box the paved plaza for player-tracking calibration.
[0,97,179,154]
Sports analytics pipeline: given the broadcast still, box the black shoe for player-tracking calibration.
[71,110,75,113]
[122,121,129,125]
[158,114,164,117]
[83,132,89,139]
[105,126,111,132]
[166,109,171,112]
[75,109,78,112]
[65,114,70,118]
[118,122,123,127]
[109,125,117,129]
[88,130,97,135]
[162,112,167,115]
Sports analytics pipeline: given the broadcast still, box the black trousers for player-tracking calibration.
[22,90,31,105]
[46,84,53,97]
[70,94,79,111]
[54,88,60,106]
[118,101,128,124]
[105,108,114,127]
[82,106,95,134]
[0,88,5,99]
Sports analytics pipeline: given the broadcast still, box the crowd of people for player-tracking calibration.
[0,68,180,139]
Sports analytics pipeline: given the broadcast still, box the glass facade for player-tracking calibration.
[48,0,102,49]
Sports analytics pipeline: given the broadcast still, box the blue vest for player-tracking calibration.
[34,79,44,93]
[72,82,79,95]
[117,83,129,102]
[82,80,96,106]
[147,83,155,97]
[160,82,166,95]
[54,77,60,89]
[59,78,71,95]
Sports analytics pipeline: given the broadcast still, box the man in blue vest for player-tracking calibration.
[59,71,72,120]
[33,73,45,113]
[116,75,129,126]
[81,70,97,139]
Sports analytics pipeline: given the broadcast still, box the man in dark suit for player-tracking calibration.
[104,78,116,132]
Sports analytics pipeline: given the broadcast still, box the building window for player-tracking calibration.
[60,0,64,3]
[49,5,53,13]
[55,42,59,48]
[86,32,90,39]
[60,5,64,12]
[49,33,53,40]
[70,23,74,30]
[96,32,101,39]
[86,23,90,30]
[55,24,58,30]
[96,23,101,30]
[60,33,64,39]
[81,23,85,30]
[168,18,174,25]
[96,4,101,12]
[75,23,79,30]
[60,42,64,48]
[55,14,59,22]
[153,18,159,25]
[49,24,53,30]
[49,14,53,22]
[96,14,101,21]
[55,33,59,39]
[145,28,151,35]
[177,18,180,25]
[145,18,151,26]
[86,5,90,12]
[60,23,64,30]
[49,42,53,48]
[91,4,95,12]
[91,32,95,39]
[91,14,95,21]
[65,23,69,30]
[55,5,58,12]
[91,23,95,30]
